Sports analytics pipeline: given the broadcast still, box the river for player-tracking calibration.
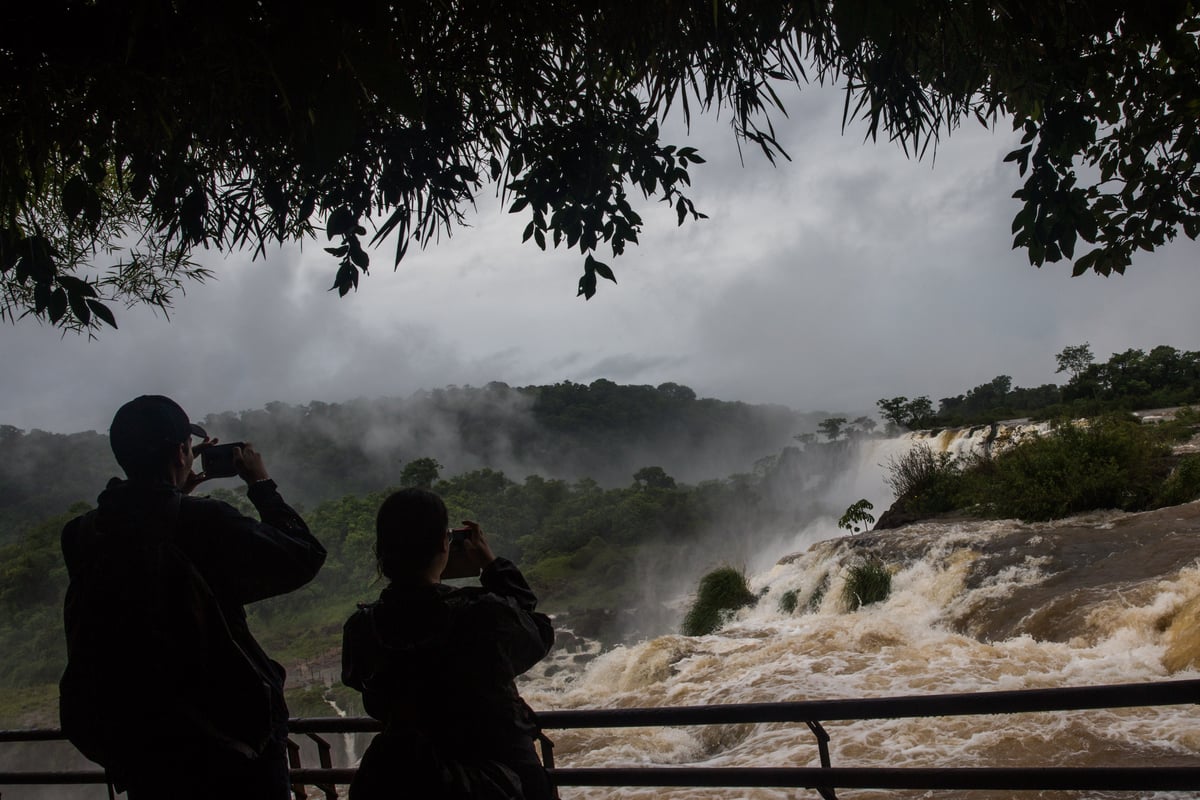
[516,429,1200,800]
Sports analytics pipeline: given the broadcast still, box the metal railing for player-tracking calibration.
[2,678,1199,796]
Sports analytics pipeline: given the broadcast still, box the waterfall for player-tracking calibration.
[520,421,1200,800]
[323,696,359,767]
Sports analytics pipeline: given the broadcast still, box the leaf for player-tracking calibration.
[509,197,530,214]
[577,270,597,300]
[1071,251,1097,276]
[87,298,118,329]
[349,243,370,269]
[326,207,355,239]
[130,171,151,203]
[34,281,51,313]
[82,156,107,185]
[23,236,56,283]
[330,263,358,296]
[324,246,349,256]
[62,176,89,223]
[57,275,97,297]
[68,288,92,325]
[48,288,68,323]
[591,259,617,284]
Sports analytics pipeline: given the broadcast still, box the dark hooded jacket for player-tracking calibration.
[342,558,554,797]
[61,478,326,747]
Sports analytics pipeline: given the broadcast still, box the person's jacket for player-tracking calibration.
[62,477,327,727]
[342,558,554,757]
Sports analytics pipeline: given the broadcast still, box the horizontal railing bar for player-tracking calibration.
[0,729,65,743]
[7,679,1198,742]
[281,678,1200,735]
[3,679,1196,792]
[0,771,106,785]
[545,767,1200,791]
[534,678,1200,729]
[5,767,1200,791]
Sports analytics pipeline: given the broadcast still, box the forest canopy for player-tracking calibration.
[2,1,1197,332]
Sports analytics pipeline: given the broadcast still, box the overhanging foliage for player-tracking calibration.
[2,1,1198,332]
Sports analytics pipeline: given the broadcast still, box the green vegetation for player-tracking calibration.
[0,425,849,725]
[837,499,876,534]
[807,575,829,613]
[875,346,1200,433]
[842,559,892,612]
[885,411,1200,523]
[681,567,757,636]
[877,397,936,433]
[0,380,818,533]
[284,684,364,720]
[6,4,1199,332]
[7,365,1200,725]
[883,445,964,516]
[778,589,799,615]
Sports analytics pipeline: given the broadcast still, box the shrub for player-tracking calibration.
[1155,454,1200,507]
[682,566,757,635]
[842,559,892,611]
[807,574,829,612]
[962,416,1169,521]
[884,444,963,514]
[778,589,799,614]
[837,499,876,533]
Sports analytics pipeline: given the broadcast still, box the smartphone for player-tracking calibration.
[199,442,246,479]
[441,527,480,579]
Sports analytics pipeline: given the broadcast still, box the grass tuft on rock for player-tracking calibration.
[778,589,799,614]
[682,566,756,635]
[842,558,892,611]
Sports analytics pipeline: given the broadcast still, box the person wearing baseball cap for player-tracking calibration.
[60,395,327,799]
[107,395,209,481]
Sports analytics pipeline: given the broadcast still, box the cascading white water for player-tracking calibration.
[323,696,359,770]
[519,430,1200,800]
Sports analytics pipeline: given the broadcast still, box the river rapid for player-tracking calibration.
[521,502,1200,800]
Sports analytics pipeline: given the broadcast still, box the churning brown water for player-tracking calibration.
[522,503,1200,800]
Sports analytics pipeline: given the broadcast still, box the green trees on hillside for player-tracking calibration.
[888,344,1200,430]
[0,380,815,534]
[1061,346,1200,407]
[876,396,935,432]
[882,411,1200,523]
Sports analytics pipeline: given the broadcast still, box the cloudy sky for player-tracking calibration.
[4,84,1199,435]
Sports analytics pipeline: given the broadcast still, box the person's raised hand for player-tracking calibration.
[460,520,496,569]
[234,443,271,484]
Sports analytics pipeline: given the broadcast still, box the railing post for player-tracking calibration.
[286,737,307,800]
[805,720,837,800]
[537,731,559,797]
[305,733,339,800]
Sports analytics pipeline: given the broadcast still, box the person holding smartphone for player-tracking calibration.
[60,395,326,799]
[342,487,555,800]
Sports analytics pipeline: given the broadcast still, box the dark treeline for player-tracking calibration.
[0,380,827,544]
[878,344,1200,431]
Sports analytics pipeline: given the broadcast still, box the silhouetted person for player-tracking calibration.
[60,395,326,799]
[342,488,555,800]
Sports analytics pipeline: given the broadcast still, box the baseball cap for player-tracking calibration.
[109,395,207,475]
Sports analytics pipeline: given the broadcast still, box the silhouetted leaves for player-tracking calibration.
[2,0,1199,328]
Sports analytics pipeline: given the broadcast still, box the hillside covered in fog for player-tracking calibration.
[0,379,831,541]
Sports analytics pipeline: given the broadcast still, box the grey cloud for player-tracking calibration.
[2,84,1199,435]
